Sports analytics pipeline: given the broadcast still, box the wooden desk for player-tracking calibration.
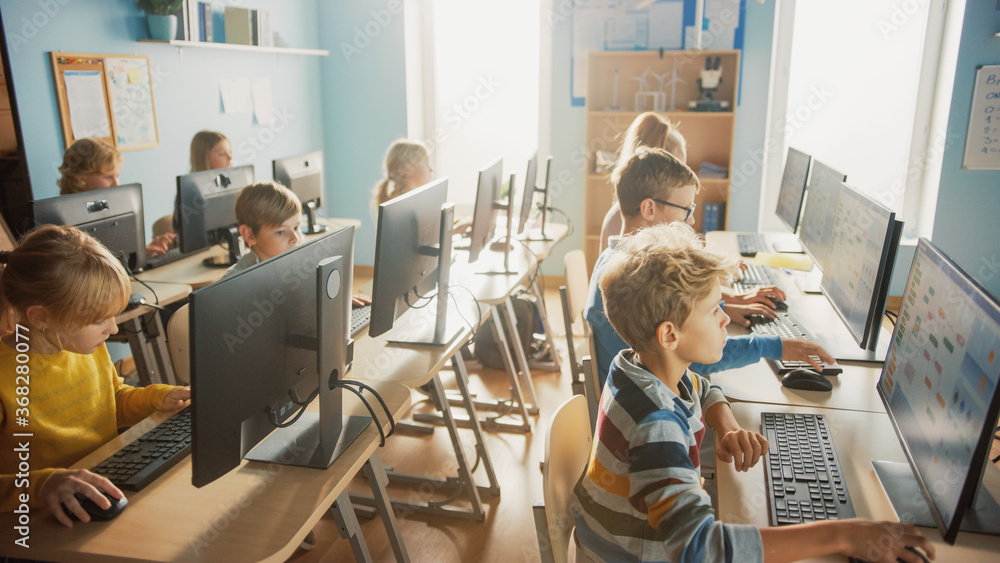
[0,381,411,563]
[716,402,1000,562]
[137,217,361,289]
[112,281,191,386]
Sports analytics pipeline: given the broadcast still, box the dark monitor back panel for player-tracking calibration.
[177,165,254,253]
[517,152,538,235]
[273,150,324,205]
[32,183,146,272]
[775,147,812,233]
[369,178,449,338]
[798,159,845,269]
[468,157,503,262]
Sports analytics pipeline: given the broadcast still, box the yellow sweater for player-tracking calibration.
[0,342,176,511]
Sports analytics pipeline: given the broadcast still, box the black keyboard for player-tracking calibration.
[91,408,191,491]
[733,264,780,293]
[143,247,187,270]
[737,233,771,256]
[749,313,842,375]
[763,412,855,525]
[351,303,372,337]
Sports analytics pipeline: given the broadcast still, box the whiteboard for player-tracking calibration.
[963,65,1000,170]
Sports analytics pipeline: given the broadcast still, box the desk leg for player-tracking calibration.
[330,491,373,562]
[118,311,177,386]
[363,451,410,563]
[500,297,540,414]
[527,277,562,373]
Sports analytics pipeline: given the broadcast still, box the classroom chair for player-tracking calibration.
[152,214,173,238]
[560,250,590,395]
[533,394,592,563]
[166,304,190,385]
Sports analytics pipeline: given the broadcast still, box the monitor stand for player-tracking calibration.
[872,460,1000,536]
[814,325,891,363]
[302,201,329,235]
[203,226,242,268]
[793,270,823,294]
[246,411,370,469]
[770,233,804,254]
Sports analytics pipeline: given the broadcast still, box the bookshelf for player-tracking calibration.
[137,39,329,56]
[583,49,740,270]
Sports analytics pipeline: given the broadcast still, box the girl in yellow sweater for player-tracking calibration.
[0,225,189,527]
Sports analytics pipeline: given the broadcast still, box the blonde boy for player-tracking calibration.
[221,182,302,279]
[569,222,934,563]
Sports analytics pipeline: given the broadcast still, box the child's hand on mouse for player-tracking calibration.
[41,468,122,527]
[836,520,935,563]
[160,386,190,411]
[725,303,776,327]
[724,285,786,307]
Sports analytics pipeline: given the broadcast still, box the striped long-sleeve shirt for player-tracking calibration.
[569,350,764,562]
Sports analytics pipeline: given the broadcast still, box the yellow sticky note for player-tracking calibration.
[754,252,814,271]
[127,68,141,84]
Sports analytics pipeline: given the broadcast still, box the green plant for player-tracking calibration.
[136,0,184,16]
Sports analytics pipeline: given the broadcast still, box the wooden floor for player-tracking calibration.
[286,276,577,563]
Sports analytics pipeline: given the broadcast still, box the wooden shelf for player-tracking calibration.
[586,173,730,183]
[589,110,734,119]
[137,39,329,56]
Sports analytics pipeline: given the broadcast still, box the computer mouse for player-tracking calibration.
[902,545,930,563]
[767,296,788,311]
[62,491,127,522]
[781,368,833,392]
[124,293,146,312]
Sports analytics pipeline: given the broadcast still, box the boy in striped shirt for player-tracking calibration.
[569,222,935,563]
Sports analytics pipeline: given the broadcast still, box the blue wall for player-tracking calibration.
[1,0,329,247]
[932,2,1000,298]
[316,0,407,267]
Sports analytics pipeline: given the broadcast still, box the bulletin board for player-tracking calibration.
[50,51,160,151]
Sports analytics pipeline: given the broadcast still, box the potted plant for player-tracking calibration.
[137,0,184,41]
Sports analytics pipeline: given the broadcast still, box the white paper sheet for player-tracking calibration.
[251,78,274,125]
[63,70,111,138]
[219,78,253,114]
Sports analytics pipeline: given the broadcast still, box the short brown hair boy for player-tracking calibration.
[616,147,699,218]
[234,182,302,235]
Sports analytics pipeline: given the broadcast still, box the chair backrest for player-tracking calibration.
[166,304,190,385]
[542,394,593,563]
[563,249,588,327]
[152,214,174,238]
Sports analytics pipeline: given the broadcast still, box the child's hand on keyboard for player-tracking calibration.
[716,428,768,471]
[724,285,787,307]
[781,339,836,372]
[352,294,372,308]
[159,386,190,411]
[726,303,777,327]
[145,232,177,257]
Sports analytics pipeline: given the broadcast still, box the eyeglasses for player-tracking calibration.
[650,198,697,222]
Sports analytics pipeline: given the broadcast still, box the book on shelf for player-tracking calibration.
[224,7,253,46]
[199,2,213,42]
[702,202,724,233]
[185,0,200,42]
[698,161,728,179]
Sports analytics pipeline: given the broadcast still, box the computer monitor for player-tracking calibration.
[176,165,254,268]
[774,147,812,233]
[874,238,1000,544]
[819,184,902,358]
[189,225,369,488]
[467,157,503,264]
[797,159,846,269]
[516,152,538,235]
[520,155,554,241]
[273,150,328,236]
[370,178,458,346]
[32,183,146,273]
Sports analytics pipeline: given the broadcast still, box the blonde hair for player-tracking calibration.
[372,139,429,208]
[235,182,302,234]
[190,130,230,172]
[57,138,122,195]
[599,222,736,352]
[0,225,129,342]
[610,112,686,187]
[616,147,700,218]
